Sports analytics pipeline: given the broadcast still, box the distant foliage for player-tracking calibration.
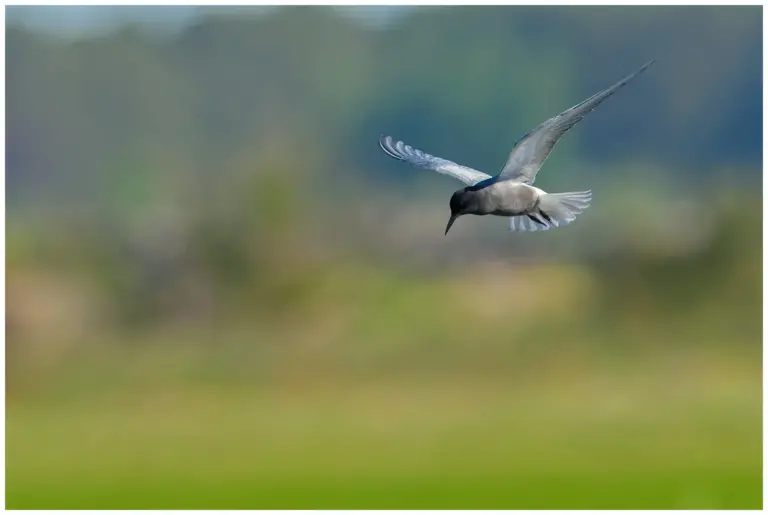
[6,6,762,211]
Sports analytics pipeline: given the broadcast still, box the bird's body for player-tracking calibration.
[379,60,654,234]
[466,180,540,216]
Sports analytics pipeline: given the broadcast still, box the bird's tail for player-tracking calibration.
[508,190,592,232]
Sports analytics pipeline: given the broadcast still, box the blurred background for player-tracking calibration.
[6,5,762,509]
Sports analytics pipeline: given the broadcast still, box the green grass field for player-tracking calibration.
[7,353,761,509]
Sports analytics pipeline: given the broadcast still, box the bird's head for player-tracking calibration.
[445,189,473,235]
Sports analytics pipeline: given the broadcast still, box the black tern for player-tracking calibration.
[379,60,654,234]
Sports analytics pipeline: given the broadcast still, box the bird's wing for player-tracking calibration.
[498,60,655,185]
[379,135,492,186]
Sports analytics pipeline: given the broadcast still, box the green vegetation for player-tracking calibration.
[7,364,761,509]
[7,224,762,508]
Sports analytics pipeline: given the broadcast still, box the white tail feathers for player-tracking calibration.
[508,190,592,232]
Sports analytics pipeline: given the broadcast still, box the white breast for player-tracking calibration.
[485,181,541,214]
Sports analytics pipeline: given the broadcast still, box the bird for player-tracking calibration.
[379,60,654,235]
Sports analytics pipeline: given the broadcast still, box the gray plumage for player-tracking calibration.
[379,60,654,235]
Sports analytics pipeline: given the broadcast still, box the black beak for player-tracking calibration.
[445,214,458,235]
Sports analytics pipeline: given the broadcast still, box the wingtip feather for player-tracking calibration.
[379,134,402,160]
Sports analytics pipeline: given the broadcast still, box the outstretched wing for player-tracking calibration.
[379,135,492,186]
[498,60,655,185]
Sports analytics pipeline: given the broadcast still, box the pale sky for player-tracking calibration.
[6,6,412,35]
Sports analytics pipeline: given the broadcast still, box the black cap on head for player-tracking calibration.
[449,190,464,215]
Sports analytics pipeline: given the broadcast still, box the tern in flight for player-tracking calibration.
[379,60,654,234]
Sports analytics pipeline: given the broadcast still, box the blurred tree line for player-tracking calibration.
[7,6,761,209]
